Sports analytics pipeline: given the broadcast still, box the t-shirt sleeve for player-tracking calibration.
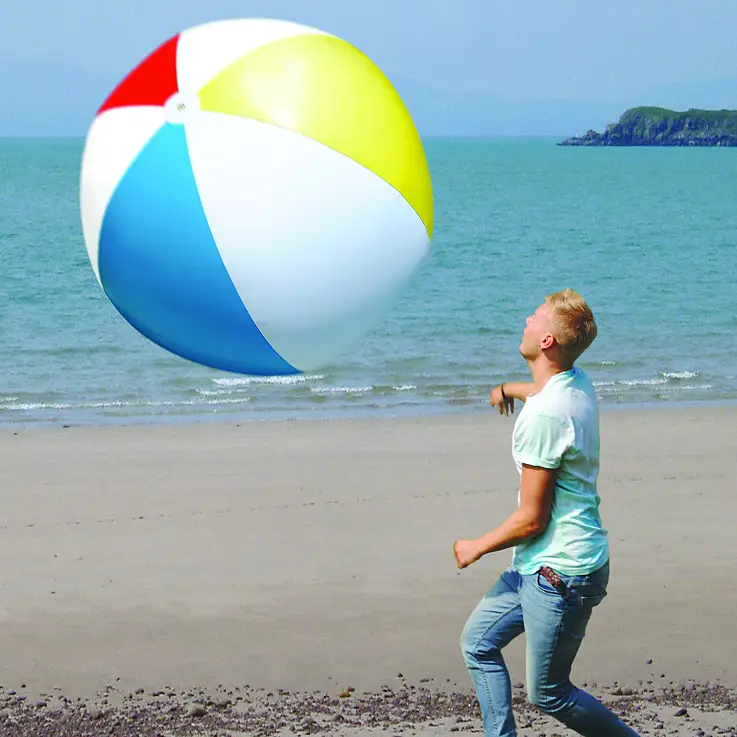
[513,412,573,469]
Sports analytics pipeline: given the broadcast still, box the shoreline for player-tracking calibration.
[0,407,735,734]
[3,394,737,433]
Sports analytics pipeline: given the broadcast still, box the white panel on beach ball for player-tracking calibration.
[79,18,434,376]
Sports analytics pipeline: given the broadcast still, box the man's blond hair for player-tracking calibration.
[545,288,597,362]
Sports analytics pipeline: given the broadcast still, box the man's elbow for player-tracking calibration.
[524,514,549,538]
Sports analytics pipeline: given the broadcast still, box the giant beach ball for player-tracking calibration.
[80,18,434,376]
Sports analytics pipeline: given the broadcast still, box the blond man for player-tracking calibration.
[453,289,639,737]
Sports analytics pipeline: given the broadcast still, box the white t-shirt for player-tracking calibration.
[511,366,609,576]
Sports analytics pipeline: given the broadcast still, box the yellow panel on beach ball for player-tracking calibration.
[198,33,434,237]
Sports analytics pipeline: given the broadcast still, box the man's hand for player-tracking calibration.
[453,538,483,569]
[490,385,514,416]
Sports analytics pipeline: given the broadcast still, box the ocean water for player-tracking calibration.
[1,137,736,428]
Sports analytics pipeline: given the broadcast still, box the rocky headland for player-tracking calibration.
[559,107,737,146]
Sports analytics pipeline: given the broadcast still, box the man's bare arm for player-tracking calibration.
[453,464,556,568]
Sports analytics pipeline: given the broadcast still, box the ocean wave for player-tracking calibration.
[593,377,718,397]
[595,372,701,389]
[311,386,373,395]
[3,401,75,411]
[593,371,704,390]
[619,378,669,387]
[200,381,420,398]
[0,397,252,413]
[212,374,324,387]
[310,384,418,396]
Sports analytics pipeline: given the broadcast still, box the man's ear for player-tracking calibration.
[540,333,556,350]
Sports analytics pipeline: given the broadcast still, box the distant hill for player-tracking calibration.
[559,107,737,146]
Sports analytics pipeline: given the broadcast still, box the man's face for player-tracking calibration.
[519,302,555,360]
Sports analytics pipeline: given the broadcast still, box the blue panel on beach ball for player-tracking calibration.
[97,124,299,376]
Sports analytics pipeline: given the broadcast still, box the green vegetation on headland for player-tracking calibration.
[559,107,737,146]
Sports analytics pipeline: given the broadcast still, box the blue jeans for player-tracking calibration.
[460,561,639,736]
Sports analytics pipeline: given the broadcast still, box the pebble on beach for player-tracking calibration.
[0,678,733,737]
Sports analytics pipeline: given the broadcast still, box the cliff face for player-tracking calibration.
[559,107,737,146]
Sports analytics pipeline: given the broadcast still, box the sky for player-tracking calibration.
[1,0,736,136]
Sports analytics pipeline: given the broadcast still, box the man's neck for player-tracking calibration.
[526,358,572,394]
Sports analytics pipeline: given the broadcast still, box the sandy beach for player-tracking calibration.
[0,405,735,735]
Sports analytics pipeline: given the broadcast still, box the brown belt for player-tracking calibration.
[539,566,568,595]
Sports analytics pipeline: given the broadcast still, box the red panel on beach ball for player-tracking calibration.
[98,35,180,114]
